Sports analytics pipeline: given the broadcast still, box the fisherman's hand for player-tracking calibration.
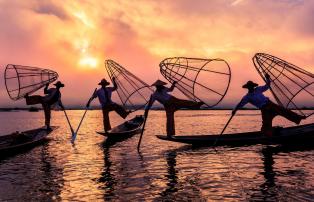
[173,81,177,86]
[144,109,149,118]
[232,110,236,116]
[265,73,270,80]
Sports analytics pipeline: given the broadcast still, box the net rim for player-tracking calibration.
[159,57,232,108]
[4,64,59,101]
[105,59,153,111]
[252,53,314,117]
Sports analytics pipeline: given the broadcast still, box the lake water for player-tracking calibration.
[0,110,314,201]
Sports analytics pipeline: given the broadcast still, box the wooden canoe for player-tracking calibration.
[0,126,58,155]
[97,115,144,140]
[156,123,314,146]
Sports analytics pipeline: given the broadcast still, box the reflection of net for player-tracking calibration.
[253,53,314,117]
[160,57,231,108]
[5,64,58,100]
[105,60,153,111]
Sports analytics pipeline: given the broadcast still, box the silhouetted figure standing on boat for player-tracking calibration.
[144,80,203,138]
[232,74,305,136]
[25,81,65,130]
[86,78,129,132]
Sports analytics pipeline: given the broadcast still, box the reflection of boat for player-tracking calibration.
[156,123,314,146]
[97,115,144,141]
[0,126,58,155]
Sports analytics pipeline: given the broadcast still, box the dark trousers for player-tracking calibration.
[164,97,202,137]
[102,103,128,132]
[25,95,51,127]
[261,101,302,136]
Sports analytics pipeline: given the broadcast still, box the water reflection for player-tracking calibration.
[161,150,178,195]
[259,146,278,201]
[98,144,117,200]
[1,110,314,201]
[251,144,314,201]
[0,141,64,201]
[38,143,64,201]
[155,146,205,201]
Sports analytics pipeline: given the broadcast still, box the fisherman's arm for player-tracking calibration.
[232,96,249,115]
[58,97,65,110]
[144,95,155,117]
[167,81,177,92]
[259,74,271,92]
[86,90,98,108]
[112,77,118,91]
[44,84,49,94]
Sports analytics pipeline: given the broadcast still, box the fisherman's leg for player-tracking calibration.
[43,104,51,129]
[102,108,111,132]
[112,103,129,119]
[165,107,175,137]
[272,102,303,124]
[25,95,42,105]
[261,108,274,137]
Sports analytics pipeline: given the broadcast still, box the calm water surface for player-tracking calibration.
[0,110,314,201]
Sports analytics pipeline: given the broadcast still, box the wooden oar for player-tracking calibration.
[71,88,97,143]
[137,111,148,151]
[63,109,75,136]
[213,113,235,146]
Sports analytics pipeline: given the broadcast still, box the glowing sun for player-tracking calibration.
[79,56,98,68]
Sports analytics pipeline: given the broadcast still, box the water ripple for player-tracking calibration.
[0,110,314,201]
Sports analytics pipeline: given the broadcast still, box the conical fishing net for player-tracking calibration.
[253,53,314,117]
[160,57,231,108]
[105,60,153,111]
[4,64,59,100]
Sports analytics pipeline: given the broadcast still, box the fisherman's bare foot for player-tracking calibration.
[296,115,306,125]
[124,110,132,118]
[194,101,204,109]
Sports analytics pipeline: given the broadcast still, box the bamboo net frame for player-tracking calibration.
[160,57,231,108]
[253,53,314,117]
[4,64,58,100]
[105,60,153,111]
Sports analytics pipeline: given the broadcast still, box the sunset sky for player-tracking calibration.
[0,0,313,108]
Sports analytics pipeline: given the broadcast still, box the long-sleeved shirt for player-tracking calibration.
[150,87,173,105]
[236,78,271,109]
[145,85,175,110]
[92,87,115,107]
[42,88,62,106]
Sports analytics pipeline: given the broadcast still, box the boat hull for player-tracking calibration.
[0,126,58,155]
[156,124,314,146]
[97,115,144,140]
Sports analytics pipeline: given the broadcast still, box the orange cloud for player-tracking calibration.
[0,0,313,107]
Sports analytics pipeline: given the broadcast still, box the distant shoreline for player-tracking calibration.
[1,107,314,112]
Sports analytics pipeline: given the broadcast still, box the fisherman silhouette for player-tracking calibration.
[86,78,130,132]
[25,81,65,130]
[233,74,306,136]
[144,80,203,137]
